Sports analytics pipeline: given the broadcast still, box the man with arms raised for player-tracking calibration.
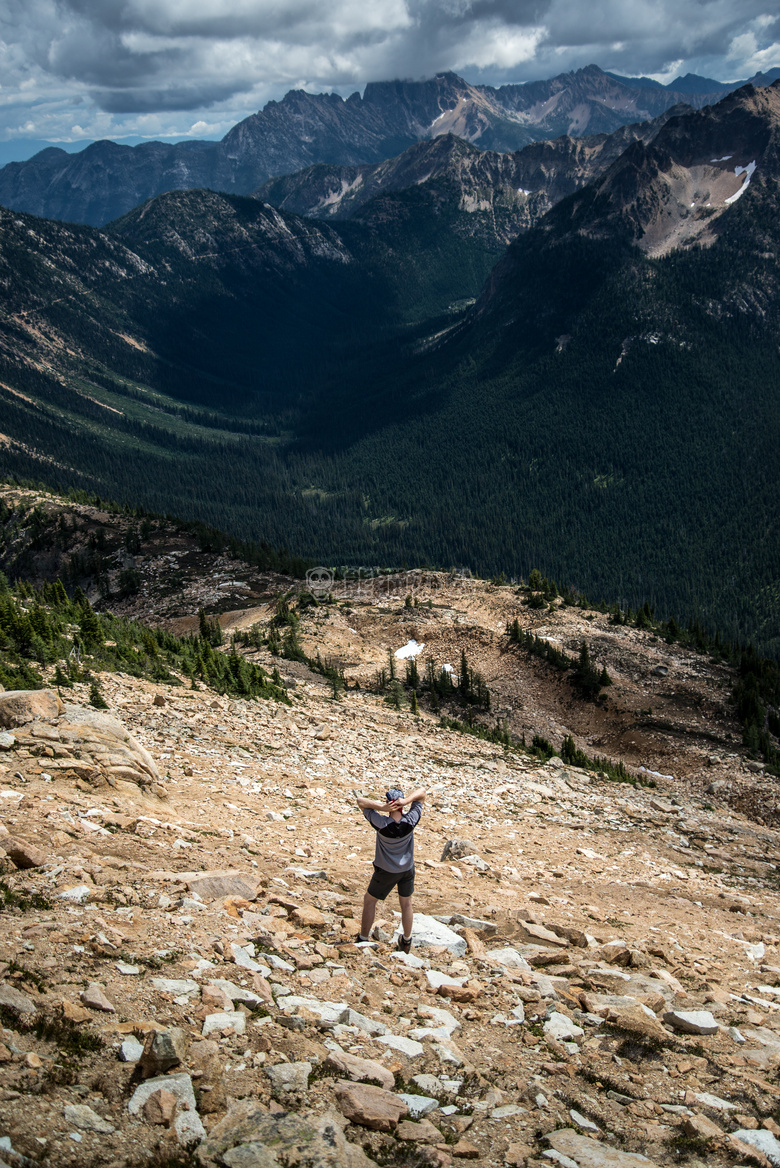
[354,786,426,952]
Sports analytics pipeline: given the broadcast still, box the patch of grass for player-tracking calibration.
[665,1131,713,1162]
[127,1152,202,1168]
[34,1013,104,1056]
[0,879,52,912]
[7,959,47,992]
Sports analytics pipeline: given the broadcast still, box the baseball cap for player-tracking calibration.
[386,788,404,802]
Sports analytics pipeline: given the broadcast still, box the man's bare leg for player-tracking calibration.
[360,892,379,939]
[399,894,413,940]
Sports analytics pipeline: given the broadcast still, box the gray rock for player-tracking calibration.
[150,978,199,997]
[398,1093,438,1117]
[119,1038,144,1063]
[139,1027,189,1077]
[278,997,349,1026]
[202,1011,246,1037]
[375,1034,424,1058]
[230,943,266,973]
[128,1072,205,1147]
[570,1109,600,1134]
[185,870,258,902]
[546,1128,661,1166]
[409,913,466,956]
[128,1072,196,1117]
[63,1104,115,1134]
[733,1130,780,1166]
[0,984,37,1015]
[545,1014,584,1042]
[210,979,265,1007]
[265,1061,311,1097]
[411,1074,450,1098]
[0,733,15,750]
[345,1008,388,1036]
[449,913,497,934]
[486,947,532,970]
[662,1010,719,1035]
[492,1104,526,1119]
[198,1101,374,1167]
[694,1091,736,1110]
[58,885,92,904]
[115,962,141,975]
[440,839,479,861]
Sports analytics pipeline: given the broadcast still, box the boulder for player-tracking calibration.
[486,948,531,970]
[325,1050,395,1091]
[186,870,259,902]
[1,837,47,869]
[663,1010,719,1036]
[396,1119,442,1143]
[605,1003,670,1044]
[79,983,115,1013]
[0,690,63,728]
[521,921,568,948]
[202,1010,246,1037]
[410,913,467,956]
[63,1104,115,1134]
[441,839,479,861]
[546,1128,662,1166]
[335,1081,408,1131]
[0,984,37,1016]
[291,905,326,929]
[265,1061,311,1098]
[128,1072,205,1147]
[61,703,162,789]
[682,1114,723,1140]
[732,1130,780,1167]
[138,1027,189,1077]
[197,1101,377,1167]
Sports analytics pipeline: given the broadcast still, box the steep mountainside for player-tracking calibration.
[530,81,780,257]
[0,65,772,227]
[255,116,676,239]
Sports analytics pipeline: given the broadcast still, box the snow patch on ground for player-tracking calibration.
[725,161,756,205]
[711,155,733,162]
[395,639,425,659]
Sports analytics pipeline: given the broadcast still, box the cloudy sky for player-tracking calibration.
[1,0,778,147]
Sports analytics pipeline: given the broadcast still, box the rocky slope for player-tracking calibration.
[254,116,675,244]
[1,512,780,1168]
[1,66,776,227]
[531,81,780,257]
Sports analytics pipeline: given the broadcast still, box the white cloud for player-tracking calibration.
[0,0,777,145]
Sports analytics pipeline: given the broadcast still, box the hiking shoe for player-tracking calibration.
[355,933,371,944]
[397,934,412,954]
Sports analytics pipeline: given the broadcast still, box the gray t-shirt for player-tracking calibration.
[363,802,423,874]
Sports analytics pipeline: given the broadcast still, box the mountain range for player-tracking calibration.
[2,64,779,227]
[0,79,778,654]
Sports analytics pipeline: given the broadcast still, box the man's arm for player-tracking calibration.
[354,791,391,812]
[400,787,426,809]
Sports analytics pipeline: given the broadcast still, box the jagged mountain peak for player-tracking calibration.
[539,79,780,255]
[4,64,776,227]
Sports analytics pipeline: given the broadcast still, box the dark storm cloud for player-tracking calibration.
[0,0,778,139]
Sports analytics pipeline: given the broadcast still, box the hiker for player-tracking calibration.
[354,785,426,952]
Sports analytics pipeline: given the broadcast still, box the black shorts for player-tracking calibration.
[367,864,415,900]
